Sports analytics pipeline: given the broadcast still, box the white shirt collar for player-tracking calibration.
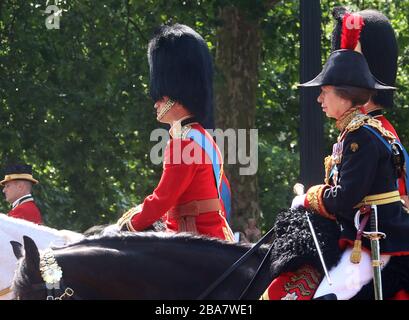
[12,193,33,209]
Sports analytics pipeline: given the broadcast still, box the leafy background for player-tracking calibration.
[0,0,408,232]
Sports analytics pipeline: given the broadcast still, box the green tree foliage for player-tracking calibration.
[0,0,408,232]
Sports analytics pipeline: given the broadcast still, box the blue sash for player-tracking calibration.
[363,125,409,192]
[186,128,232,222]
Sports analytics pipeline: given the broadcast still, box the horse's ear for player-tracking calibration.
[10,241,24,259]
[23,236,40,272]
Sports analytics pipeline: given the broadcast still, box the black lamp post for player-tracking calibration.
[299,0,325,188]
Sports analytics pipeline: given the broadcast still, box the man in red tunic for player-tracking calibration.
[117,24,234,241]
[1,164,42,224]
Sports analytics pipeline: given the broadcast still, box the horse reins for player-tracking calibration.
[197,226,275,300]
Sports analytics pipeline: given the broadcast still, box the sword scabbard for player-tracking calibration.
[369,205,384,300]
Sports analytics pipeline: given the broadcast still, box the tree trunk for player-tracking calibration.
[214,6,261,231]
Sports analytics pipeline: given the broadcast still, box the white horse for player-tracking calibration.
[0,213,84,300]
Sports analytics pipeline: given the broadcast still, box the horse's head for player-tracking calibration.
[0,214,84,300]
[12,236,44,300]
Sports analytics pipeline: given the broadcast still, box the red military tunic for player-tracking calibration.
[8,200,42,224]
[128,121,234,241]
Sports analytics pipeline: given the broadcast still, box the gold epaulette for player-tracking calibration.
[344,113,371,132]
[345,114,396,142]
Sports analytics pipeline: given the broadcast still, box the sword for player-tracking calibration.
[363,205,386,300]
[293,183,332,286]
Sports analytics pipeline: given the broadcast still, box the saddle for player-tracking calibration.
[265,208,409,300]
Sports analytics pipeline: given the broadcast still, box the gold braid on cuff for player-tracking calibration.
[306,185,335,220]
[117,206,141,231]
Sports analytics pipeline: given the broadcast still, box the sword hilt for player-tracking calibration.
[362,205,386,240]
[370,205,378,232]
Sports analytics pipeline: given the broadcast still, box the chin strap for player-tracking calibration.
[157,99,175,121]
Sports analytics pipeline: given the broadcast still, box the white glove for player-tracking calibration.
[102,223,121,236]
[291,194,306,209]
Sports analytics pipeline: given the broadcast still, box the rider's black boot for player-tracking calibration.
[313,293,337,300]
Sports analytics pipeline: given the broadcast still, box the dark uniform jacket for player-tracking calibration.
[306,111,409,255]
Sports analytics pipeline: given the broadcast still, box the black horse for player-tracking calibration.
[12,232,273,300]
[12,207,409,300]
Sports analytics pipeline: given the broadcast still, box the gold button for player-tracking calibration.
[350,142,359,152]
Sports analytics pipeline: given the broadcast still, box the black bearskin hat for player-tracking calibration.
[148,24,214,129]
[331,7,398,108]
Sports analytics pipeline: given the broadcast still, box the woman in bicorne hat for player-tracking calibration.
[287,45,409,299]
[261,13,409,300]
[331,7,409,209]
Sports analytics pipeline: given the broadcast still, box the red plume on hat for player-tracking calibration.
[341,12,365,50]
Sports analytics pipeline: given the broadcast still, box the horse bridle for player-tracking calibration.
[17,248,79,300]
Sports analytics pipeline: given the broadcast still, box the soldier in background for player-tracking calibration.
[1,163,42,224]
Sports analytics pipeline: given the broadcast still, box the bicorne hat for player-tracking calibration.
[147,24,214,129]
[299,49,396,91]
[331,7,398,108]
[0,164,39,186]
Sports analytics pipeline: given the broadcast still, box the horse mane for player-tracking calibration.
[59,231,268,255]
